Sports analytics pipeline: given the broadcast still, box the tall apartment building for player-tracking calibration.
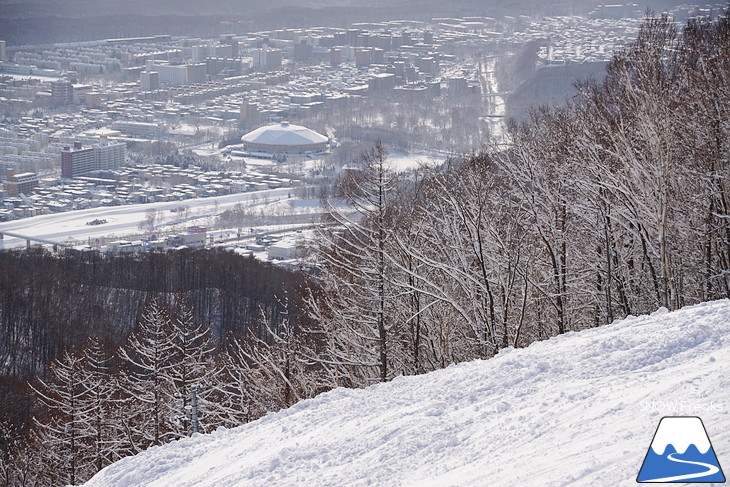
[213,45,233,58]
[253,48,282,71]
[355,49,372,68]
[51,79,74,106]
[0,41,6,63]
[293,41,313,62]
[144,62,206,86]
[61,142,94,178]
[330,48,342,67]
[192,45,208,62]
[206,58,243,77]
[95,141,126,171]
[149,63,188,86]
[186,63,206,84]
[239,101,261,127]
[192,43,232,61]
[61,141,125,178]
[221,36,239,57]
[140,71,160,91]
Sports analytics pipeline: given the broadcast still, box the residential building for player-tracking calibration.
[148,63,188,86]
[61,142,95,178]
[355,49,372,68]
[94,141,126,171]
[72,84,93,104]
[140,71,160,91]
[369,73,395,91]
[3,169,39,196]
[111,121,163,138]
[330,48,342,66]
[61,141,125,178]
[84,92,103,107]
[142,62,206,86]
[253,48,282,71]
[51,79,74,106]
[186,63,207,84]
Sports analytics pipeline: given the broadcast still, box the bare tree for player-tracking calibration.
[308,141,403,384]
[138,208,162,233]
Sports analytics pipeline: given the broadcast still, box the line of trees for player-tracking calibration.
[0,248,308,377]
[0,297,323,486]
[306,11,729,383]
[0,249,316,485]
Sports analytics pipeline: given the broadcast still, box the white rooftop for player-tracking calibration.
[241,122,327,147]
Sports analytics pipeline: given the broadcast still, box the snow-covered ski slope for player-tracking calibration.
[83,300,730,487]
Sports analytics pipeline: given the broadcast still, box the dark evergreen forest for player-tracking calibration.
[0,248,316,484]
[0,248,309,378]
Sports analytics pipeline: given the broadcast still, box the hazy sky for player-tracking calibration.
[0,0,720,45]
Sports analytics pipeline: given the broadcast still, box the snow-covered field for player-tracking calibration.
[82,300,730,487]
[0,188,299,249]
[387,151,448,172]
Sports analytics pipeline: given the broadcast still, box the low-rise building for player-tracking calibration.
[3,169,39,195]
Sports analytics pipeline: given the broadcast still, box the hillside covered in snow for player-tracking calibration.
[83,300,730,487]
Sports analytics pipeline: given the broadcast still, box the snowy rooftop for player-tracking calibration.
[83,300,730,487]
[241,122,328,147]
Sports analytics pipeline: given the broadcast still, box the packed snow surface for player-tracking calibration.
[83,300,730,487]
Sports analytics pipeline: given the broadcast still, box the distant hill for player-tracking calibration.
[0,0,710,44]
[0,0,605,45]
[506,61,608,121]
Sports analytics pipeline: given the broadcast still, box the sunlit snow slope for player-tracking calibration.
[83,300,730,487]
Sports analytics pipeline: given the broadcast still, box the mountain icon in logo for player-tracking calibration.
[637,416,725,483]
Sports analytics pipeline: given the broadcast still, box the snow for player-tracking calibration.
[82,300,730,487]
[168,124,200,136]
[242,123,328,146]
[0,187,297,248]
[387,151,447,172]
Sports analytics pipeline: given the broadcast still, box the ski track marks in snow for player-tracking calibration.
[82,300,730,487]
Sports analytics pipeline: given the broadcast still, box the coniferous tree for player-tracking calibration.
[30,351,89,486]
[168,301,216,436]
[117,299,178,452]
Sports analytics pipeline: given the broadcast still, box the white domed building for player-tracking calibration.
[240,122,329,159]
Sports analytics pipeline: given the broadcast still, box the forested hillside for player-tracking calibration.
[308,11,730,383]
[0,248,308,377]
[0,249,317,485]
